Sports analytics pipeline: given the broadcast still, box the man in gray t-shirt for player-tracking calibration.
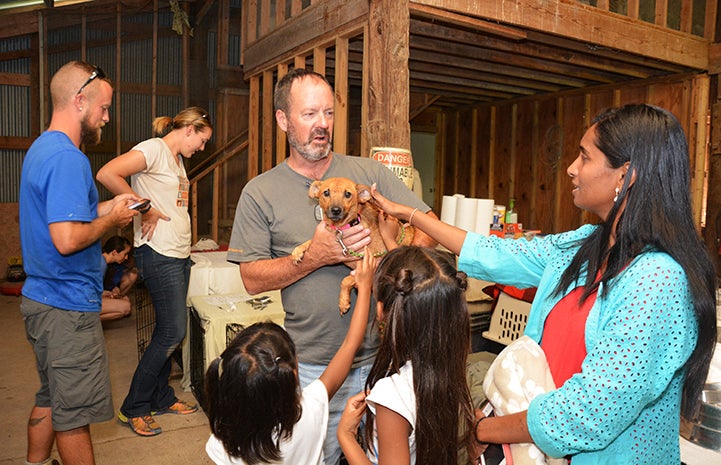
[227,68,437,464]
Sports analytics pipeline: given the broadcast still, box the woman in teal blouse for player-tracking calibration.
[370,104,717,465]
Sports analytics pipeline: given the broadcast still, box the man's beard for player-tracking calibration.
[80,116,102,146]
[286,125,331,161]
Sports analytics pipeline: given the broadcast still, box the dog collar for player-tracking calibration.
[327,214,361,231]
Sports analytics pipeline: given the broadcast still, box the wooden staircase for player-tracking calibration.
[188,129,249,245]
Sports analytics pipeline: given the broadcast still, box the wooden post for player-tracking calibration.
[313,47,326,76]
[248,76,260,177]
[334,37,348,155]
[366,0,410,153]
[276,62,288,164]
[690,74,710,230]
[262,69,274,171]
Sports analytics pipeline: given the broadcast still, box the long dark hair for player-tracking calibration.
[205,322,301,464]
[555,103,717,417]
[364,246,475,464]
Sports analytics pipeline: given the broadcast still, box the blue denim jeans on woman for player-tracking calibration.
[120,245,191,417]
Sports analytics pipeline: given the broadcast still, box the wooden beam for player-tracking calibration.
[217,0,230,66]
[333,36,348,154]
[469,109,478,194]
[690,74,710,228]
[407,60,557,94]
[248,75,260,177]
[409,3,526,40]
[313,47,326,76]
[409,94,440,121]
[195,0,215,26]
[275,0,286,28]
[414,0,708,70]
[360,24,369,157]
[410,19,667,78]
[0,72,30,86]
[0,11,38,39]
[410,35,623,85]
[680,0,693,35]
[406,48,588,89]
[240,0,248,64]
[366,0,411,150]
[294,55,305,69]
[243,0,368,76]
[211,166,220,240]
[0,136,33,150]
[710,44,721,75]
[260,0,270,37]
[276,62,288,164]
[627,0,639,20]
[247,0,258,44]
[706,0,718,41]
[655,0,668,28]
[262,69,274,172]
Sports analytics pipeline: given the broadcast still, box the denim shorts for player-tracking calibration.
[21,297,114,431]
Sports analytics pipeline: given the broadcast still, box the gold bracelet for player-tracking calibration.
[408,208,419,226]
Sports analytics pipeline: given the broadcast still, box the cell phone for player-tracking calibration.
[129,199,151,211]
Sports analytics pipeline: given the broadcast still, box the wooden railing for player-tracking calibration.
[188,129,249,244]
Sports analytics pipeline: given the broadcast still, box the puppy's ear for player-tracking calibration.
[357,184,372,204]
[308,180,324,199]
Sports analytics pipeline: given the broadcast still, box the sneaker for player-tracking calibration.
[157,399,198,415]
[118,412,162,436]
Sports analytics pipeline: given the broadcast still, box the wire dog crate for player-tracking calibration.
[188,310,247,411]
[134,280,155,361]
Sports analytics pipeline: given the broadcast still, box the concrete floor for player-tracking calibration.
[0,292,213,465]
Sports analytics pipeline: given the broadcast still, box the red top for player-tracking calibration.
[540,285,598,387]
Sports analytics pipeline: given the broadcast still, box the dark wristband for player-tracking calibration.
[474,416,488,445]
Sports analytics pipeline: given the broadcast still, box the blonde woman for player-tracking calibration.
[97,106,213,436]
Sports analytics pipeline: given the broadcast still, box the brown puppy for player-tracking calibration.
[291,176,414,314]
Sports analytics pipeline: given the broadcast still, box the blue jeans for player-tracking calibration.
[120,245,191,417]
[299,362,372,465]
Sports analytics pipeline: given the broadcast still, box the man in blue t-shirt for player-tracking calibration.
[19,61,139,465]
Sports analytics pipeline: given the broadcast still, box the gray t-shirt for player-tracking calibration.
[227,153,429,365]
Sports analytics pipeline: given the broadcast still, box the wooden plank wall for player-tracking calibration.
[436,73,708,235]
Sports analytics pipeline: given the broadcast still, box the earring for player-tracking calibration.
[377,320,386,338]
[613,187,620,203]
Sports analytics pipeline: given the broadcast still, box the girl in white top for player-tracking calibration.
[205,249,377,465]
[338,246,476,465]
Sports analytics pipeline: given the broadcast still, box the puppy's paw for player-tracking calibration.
[339,298,352,315]
[291,242,310,264]
[339,276,354,314]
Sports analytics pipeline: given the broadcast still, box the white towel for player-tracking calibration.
[483,336,566,465]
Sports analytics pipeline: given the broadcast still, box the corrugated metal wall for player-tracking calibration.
[0,6,217,203]
[0,37,32,202]
[0,151,24,202]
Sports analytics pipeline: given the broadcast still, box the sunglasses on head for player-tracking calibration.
[76,66,106,95]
